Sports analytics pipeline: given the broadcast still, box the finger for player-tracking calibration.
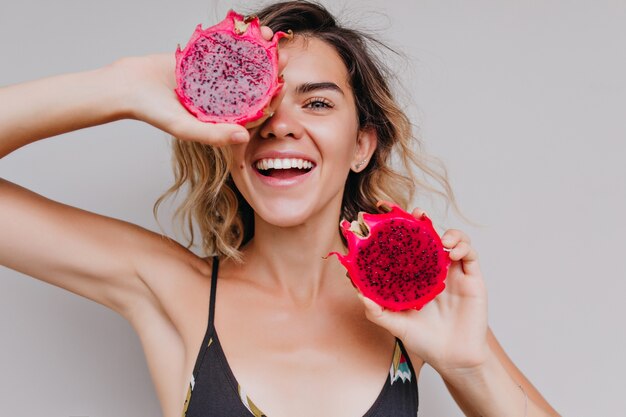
[448,241,474,262]
[448,242,481,276]
[260,26,274,41]
[358,293,410,339]
[360,294,395,330]
[278,48,289,75]
[441,229,471,248]
[410,207,428,219]
[263,82,286,122]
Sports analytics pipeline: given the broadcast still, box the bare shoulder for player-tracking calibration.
[129,237,213,339]
[0,178,215,415]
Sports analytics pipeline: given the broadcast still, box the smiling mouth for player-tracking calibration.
[254,157,315,178]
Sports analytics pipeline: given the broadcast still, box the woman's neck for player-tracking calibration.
[239,205,349,306]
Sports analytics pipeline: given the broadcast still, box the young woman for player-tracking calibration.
[0,1,559,416]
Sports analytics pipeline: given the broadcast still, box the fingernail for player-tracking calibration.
[231,131,249,143]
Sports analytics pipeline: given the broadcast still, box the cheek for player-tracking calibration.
[228,144,248,187]
[337,132,360,164]
[229,143,247,167]
[310,118,359,157]
[229,167,251,209]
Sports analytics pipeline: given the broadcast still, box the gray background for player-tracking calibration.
[1,0,624,416]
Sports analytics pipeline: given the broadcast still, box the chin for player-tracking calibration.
[253,198,318,228]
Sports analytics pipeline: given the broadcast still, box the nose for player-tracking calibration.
[258,100,304,140]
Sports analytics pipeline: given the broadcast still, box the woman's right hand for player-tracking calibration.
[111,54,250,146]
[112,26,283,146]
[0,53,246,158]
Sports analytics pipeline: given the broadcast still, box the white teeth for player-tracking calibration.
[255,158,315,171]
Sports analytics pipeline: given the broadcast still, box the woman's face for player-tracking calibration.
[230,36,375,228]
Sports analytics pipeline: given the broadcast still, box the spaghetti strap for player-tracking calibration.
[208,256,219,331]
[191,256,219,379]
[183,256,419,416]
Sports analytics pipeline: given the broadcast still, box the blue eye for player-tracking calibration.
[304,97,333,110]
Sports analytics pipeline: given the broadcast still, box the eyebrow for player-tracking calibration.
[295,82,345,96]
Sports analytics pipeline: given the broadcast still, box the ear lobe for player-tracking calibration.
[352,128,377,172]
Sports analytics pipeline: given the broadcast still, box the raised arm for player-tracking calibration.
[0,55,250,159]
[0,54,247,318]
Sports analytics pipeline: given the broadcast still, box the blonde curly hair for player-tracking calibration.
[154,1,457,261]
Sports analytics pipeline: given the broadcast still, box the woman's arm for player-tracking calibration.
[0,55,250,159]
[441,329,560,416]
[0,65,126,157]
[359,209,560,416]
[0,55,247,319]
[0,177,163,316]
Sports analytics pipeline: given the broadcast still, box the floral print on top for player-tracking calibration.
[182,337,414,417]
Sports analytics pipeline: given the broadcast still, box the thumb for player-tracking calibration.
[358,293,407,338]
[171,113,250,146]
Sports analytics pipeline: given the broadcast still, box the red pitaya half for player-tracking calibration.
[175,10,289,126]
[329,201,450,311]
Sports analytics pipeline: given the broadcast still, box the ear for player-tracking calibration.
[351,128,377,172]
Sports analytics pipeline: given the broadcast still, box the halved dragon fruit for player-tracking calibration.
[175,10,289,126]
[330,201,450,311]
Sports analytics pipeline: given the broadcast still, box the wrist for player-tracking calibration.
[439,347,500,386]
[105,54,178,126]
[103,58,139,120]
[441,350,527,417]
[422,335,490,378]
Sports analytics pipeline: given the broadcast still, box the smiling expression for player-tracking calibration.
[229,36,375,228]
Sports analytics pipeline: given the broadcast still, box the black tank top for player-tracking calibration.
[182,258,419,416]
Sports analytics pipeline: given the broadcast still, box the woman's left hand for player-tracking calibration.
[360,208,489,376]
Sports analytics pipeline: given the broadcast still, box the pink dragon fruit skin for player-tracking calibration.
[330,201,451,311]
[175,10,289,126]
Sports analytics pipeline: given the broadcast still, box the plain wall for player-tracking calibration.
[1,0,624,416]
